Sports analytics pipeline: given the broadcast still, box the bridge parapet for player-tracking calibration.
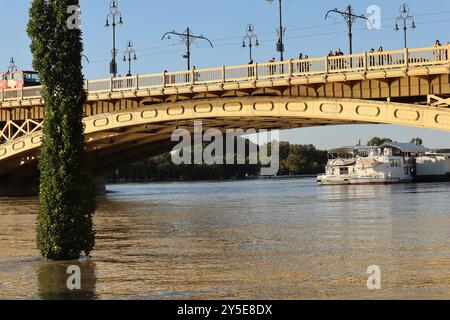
[0,45,449,104]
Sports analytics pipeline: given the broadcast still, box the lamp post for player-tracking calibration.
[267,0,285,61]
[325,5,369,55]
[242,24,259,62]
[162,27,213,70]
[395,4,416,49]
[105,0,124,77]
[123,41,137,77]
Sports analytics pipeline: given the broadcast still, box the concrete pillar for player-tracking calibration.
[0,176,107,197]
[0,177,39,197]
[94,176,107,196]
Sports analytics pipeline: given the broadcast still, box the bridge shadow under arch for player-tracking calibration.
[1,96,450,187]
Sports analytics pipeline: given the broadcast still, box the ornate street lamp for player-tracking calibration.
[242,24,259,62]
[105,0,124,77]
[123,41,137,77]
[395,4,416,49]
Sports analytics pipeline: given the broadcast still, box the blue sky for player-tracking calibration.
[2,0,450,149]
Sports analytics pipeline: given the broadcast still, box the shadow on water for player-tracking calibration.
[37,259,97,300]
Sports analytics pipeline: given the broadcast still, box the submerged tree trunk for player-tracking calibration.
[28,0,96,260]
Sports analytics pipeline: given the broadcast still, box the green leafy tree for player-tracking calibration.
[367,137,393,146]
[28,0,96,260]
[410,137,423,146]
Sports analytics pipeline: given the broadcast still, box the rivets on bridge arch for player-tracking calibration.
[285,102,308,112]
[116,113,133,123]
[223,102,242,112]
[167,106,185,116]
[394,109,420,122]
[141,110,158,119]
[356,105,381,117]
[93,118,109,127]
[319,103,343,114]
[194,103,213,114]
[12,141,25,151]
[31,136,42,145]
[253,102,274,112]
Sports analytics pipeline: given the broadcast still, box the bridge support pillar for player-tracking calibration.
[0,177,39,197]
[0,176,107,197]
[95,176,107,196]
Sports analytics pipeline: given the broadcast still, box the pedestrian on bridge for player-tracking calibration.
[369,48,375,67]
[297,53,304,73]
[268,57,276,76]
[378,47,384,66]
[327,51,335,70]
[248,59,255,78]
[434,40,444,61]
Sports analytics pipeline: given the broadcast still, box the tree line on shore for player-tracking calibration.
[108,135,448,183]
[108,139,328,183]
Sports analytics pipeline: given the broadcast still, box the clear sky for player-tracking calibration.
[2,0,450,149]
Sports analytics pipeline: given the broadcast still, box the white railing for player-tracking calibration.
[1,45,449,103]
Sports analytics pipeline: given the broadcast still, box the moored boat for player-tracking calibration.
[317,142,429,185]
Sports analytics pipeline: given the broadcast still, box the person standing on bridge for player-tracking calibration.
[336,49,344,69]
[434,40,443,61]
[304,55,310,73]
[248,59,255,78]
[378,47,384,66]
[369,48,375,67]
[328,51,335,70]
[297,53,303,73]
[445,41,449,60]
[268,57,276,76]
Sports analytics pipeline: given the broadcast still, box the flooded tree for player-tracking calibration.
[28,0,96,260]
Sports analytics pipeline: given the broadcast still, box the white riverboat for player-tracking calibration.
[317,142,429,185]
[416,152,450,181]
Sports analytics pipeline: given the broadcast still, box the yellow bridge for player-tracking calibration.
[1,45,450,195]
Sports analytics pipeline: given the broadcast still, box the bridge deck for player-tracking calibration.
[1,45,449,110]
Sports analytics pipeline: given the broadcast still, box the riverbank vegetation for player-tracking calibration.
[108,139,328,183]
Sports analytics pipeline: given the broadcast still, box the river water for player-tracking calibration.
[1,178,450,299]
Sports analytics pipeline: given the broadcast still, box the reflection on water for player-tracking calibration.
[1,179,450,299]
[37,260,96,300]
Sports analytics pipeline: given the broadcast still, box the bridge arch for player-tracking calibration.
[1,96,450,178]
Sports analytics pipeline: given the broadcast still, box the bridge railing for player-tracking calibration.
[367,49,406,70]
[328,53,366,72]
[85,78,111,93]
[139,73,165,88]
[292,56,327,75]
[1,45,449,103]
[409,47,449,66]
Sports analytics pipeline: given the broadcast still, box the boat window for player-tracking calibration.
[405,167,409,175]
[24,73,40,83]
[339,167,349,175]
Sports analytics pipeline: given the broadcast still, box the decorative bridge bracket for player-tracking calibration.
[0,119,43,145]
[427,95,450,108]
